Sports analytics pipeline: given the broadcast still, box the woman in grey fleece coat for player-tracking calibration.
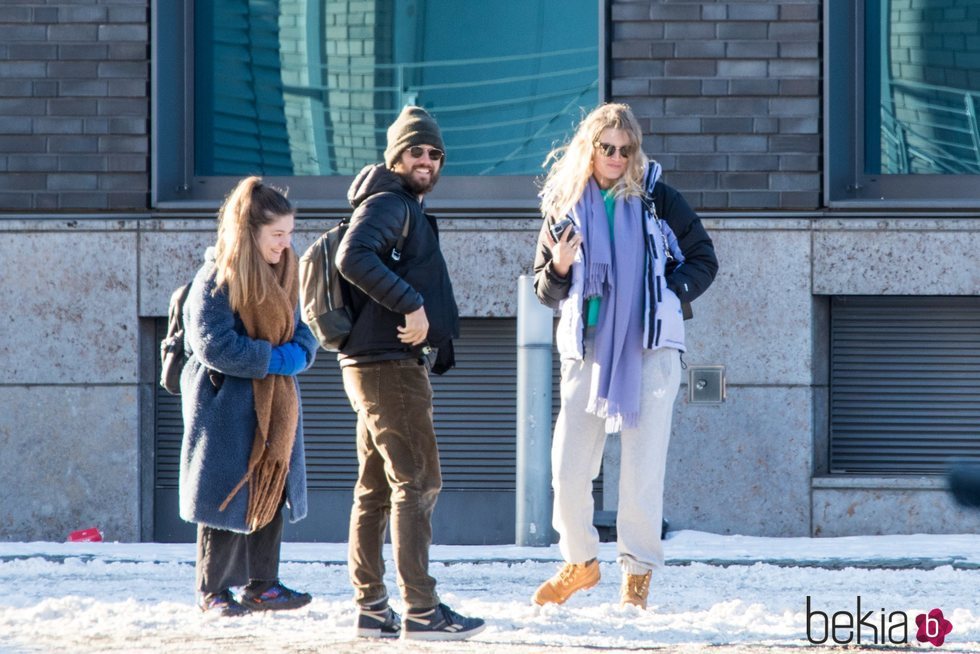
[179,176,319,617]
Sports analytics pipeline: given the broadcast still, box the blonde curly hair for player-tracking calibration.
[539,103,649,221]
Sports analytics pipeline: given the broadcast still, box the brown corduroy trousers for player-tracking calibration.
[341,358,443,610]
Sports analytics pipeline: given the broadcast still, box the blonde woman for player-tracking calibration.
[532,104,718,609]
[179,176,318,616]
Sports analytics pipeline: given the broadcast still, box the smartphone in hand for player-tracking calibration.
[549,216,577,243]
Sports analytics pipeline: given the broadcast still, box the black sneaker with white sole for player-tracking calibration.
[403,603,486,641]
[356,600,401,638]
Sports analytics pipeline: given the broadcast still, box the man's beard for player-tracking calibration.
[399,165,440,195]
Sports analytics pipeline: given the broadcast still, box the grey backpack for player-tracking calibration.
[299,198,410,351]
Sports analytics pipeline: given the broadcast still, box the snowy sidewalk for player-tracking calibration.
[1,531,979,653]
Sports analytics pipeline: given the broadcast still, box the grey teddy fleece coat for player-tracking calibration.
[178,250,318,533]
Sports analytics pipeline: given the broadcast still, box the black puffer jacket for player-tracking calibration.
[336,164,460,366]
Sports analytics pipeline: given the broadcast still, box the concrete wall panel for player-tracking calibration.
[0,229,137,384]
[138,224,212,317]
[686,225,812,385]
[813,221,980,295]
[664,386,813,537]
[813,486,980,537]
[439,219,541,318]
[0,385,140,541]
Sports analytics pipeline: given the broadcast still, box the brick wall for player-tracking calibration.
[0,2,149,210]
[610,1,821,209]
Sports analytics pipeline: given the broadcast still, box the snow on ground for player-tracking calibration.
[0,531,978,653]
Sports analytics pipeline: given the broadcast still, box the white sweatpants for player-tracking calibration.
[551,339,681,574]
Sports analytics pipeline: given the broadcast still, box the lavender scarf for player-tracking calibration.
[573,178,645,431]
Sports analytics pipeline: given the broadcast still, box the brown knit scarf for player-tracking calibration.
[219,249,300,532]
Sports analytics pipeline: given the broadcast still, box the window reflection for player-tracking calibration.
[869,0,980,174]
[195,0,599,177]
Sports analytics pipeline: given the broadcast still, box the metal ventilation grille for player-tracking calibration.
[155,318,563,491]
[830,296,980,474]
[434,320,523,489]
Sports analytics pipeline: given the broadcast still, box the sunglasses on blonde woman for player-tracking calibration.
[407,146,445,161]
[594,142,634,158]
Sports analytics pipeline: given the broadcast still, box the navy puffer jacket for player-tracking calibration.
[336,164,460,366]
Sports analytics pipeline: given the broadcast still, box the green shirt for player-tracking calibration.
[585,188,617,327]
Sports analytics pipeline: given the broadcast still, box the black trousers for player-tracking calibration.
[195,507,284,594]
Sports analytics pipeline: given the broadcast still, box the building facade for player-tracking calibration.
[2,0,979,543]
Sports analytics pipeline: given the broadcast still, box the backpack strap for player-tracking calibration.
[171,282,193,356]
[348,192,412,262]
[390,199,411,262]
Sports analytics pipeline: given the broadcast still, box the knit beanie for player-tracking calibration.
[384,106,445,168]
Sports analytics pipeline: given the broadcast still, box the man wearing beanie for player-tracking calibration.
[334,106,485,641]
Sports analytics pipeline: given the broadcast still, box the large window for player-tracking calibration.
[154,0,602,207]
[826,0,980,204]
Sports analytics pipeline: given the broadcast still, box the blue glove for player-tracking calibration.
[267,342,307,376]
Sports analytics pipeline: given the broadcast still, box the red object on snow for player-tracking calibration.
[67,527,103,542]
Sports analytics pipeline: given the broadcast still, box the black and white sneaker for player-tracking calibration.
[356,600,401,638]
[403,603,486,641]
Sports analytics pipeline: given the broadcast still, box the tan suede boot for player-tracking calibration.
[620,571,652,609]
[532,559,600,606]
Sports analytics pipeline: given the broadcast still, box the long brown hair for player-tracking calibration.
[213,176,293,312]
[539,103,649,221]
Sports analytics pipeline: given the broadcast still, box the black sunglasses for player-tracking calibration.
[407,146,445,161]
[594,142,634,158]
